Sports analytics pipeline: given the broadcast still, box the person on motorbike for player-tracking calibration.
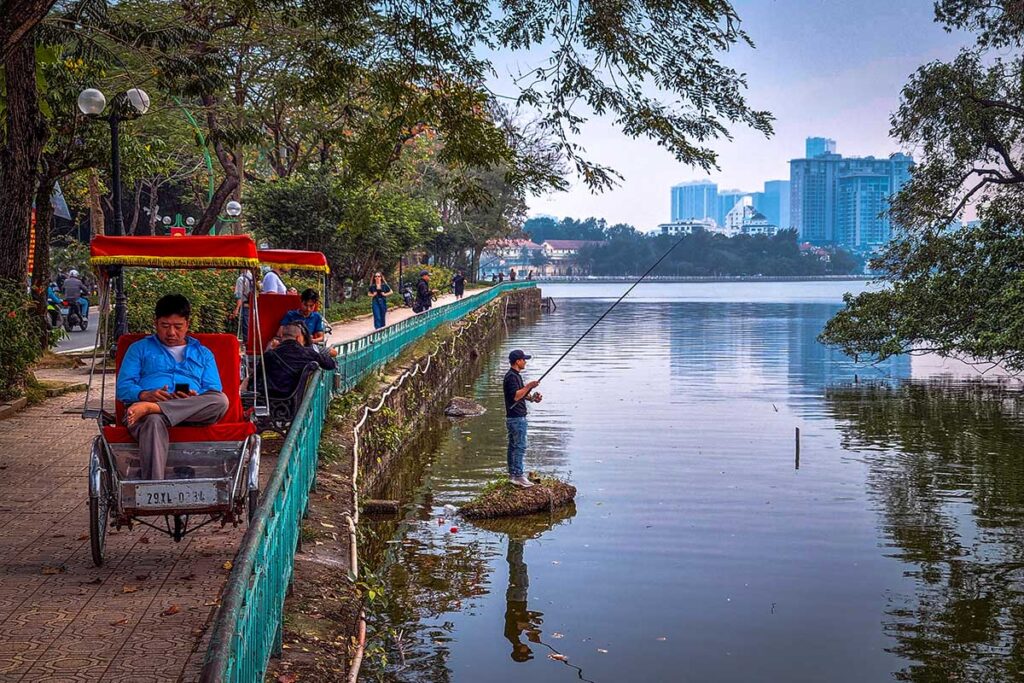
[46,282,63,327]
[62,270,89,319]
[47,282,62,306]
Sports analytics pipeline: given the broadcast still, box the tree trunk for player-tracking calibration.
[0,36,48,285]
[87,167,105,237]
[193,95,240,235]
[0,0,57,63]
[128,180,142,234]
[30,174,56,350]
[146,180,159,235]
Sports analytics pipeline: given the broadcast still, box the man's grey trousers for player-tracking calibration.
[127,392,230,479]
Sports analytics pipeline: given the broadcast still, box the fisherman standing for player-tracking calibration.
[503,349,542,488]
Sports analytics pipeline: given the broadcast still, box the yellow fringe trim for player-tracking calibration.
[91,255,260,269]
[264,262,330,274]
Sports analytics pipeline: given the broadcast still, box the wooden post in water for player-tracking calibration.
[795,427,800,470]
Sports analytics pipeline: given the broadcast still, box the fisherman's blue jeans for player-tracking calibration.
[372,297,387,329]
[506,417,528,478]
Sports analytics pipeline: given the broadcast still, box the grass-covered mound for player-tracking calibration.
[460,475,576,519]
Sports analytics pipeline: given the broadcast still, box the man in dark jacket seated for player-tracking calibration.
[256,323,338,397]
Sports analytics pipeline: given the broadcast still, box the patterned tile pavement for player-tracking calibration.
[0,391,269,682]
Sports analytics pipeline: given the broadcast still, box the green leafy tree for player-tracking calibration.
[821,1,1024,369]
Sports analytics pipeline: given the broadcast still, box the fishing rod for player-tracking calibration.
[535,232,688,383]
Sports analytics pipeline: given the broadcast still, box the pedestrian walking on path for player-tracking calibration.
[261,265,287,294]
[368,271,392,328]
[415,269,433,313]
[453,269,466,300]
[502,349,543,488]
[230,270,253,341]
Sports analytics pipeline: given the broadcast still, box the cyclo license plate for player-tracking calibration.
[133,481,219,509]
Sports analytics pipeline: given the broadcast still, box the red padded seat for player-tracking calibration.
[107,332,254,443]
[246,293,302,354]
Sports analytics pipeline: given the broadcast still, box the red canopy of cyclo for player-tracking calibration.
[257,249,330,274]
[89,235,260,270]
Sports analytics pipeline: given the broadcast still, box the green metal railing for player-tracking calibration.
[201,282,535,682]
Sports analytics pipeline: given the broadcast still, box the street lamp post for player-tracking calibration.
[220,200,242,235]
[78,87,150,339]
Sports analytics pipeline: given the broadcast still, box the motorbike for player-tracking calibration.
[62,299,89,332]
[46,301,63,329]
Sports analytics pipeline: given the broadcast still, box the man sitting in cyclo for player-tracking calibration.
[276,288,325,345]
[116,294,229,480]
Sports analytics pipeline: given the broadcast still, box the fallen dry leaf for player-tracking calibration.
[551,632,564,639]
[82,578,103,586]
[277,674,297,683]
[122,586,138,594]
[41,566,64,575]
[222,561,233,571]
[135,574,149,581]
[548,653,568,662]
[204,600,220,607]
[162,604,181,616]
[138,536,150,544]
[110,618,129,626]
[77,534,90,541]
[319,522,335,529]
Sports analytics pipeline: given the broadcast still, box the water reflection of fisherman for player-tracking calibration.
[503,538,544,662]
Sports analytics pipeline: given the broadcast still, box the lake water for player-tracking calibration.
[359,281,1024,682]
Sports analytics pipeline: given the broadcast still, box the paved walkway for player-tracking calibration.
[323,287,489,345]
[0,285,503,682]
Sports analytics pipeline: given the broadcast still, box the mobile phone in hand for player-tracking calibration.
[174,383,190,394]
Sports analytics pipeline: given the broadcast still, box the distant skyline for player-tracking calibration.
[511,0,972,230]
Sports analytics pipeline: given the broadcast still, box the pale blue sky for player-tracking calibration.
[507,0,972,230]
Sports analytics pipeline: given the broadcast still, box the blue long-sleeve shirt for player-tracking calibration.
[116,335,222,403]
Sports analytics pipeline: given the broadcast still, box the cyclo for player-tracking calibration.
[84,235,270,566]
[243,248,332,435]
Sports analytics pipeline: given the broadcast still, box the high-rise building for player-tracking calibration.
[806,137,836,158]
[671,181,718,222]
[761,180,791,230]
[716,189,748,227]
[790,150,913,249]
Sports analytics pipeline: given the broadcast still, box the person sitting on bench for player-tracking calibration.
[116,294,229,480]
[256,322,338,398]
[277,288,326,345]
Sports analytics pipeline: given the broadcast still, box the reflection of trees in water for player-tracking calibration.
[826,381,1024,681]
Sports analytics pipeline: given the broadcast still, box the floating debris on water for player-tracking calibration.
[444,396,487,418]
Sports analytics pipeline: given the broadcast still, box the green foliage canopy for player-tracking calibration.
[821,1,1024,370]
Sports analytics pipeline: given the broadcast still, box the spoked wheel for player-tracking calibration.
[89,492,109,567]
[80,316,89,331]
[63,316,74,333]
[247,489,260,523]
[48,309,60,329]
[89,440,111,567]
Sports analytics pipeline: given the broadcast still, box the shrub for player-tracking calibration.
[0,281,44,401]
[124,270,237,333]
